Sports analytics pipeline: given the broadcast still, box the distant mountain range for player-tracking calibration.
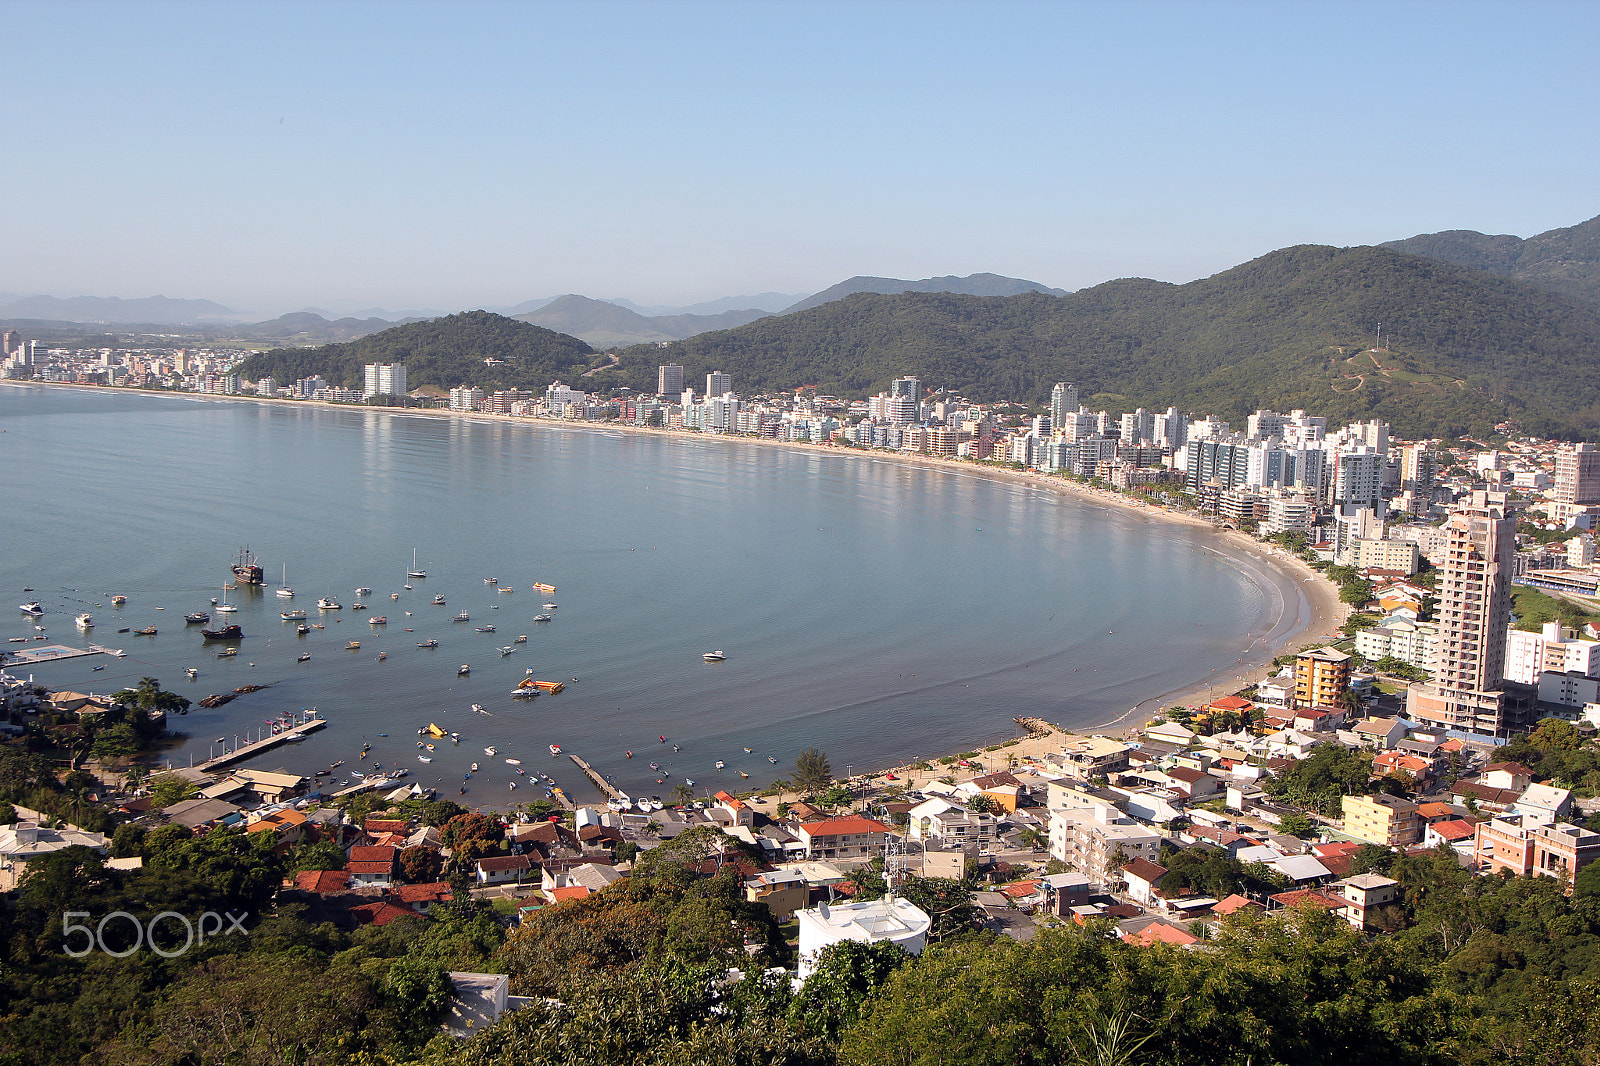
[512,295,774,347]
[1383,213,1600,306]
[0,294,243,324]
[781,273,1068,314]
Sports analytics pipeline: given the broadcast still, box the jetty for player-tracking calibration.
[568,753,623,800]
[196,716,326,772]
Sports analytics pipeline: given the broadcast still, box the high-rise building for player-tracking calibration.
[363,363,406,398]
[1294,646,1350,709]
[1554,444,1600,509]
[1400,445,1439,493]
[657,364,684,402]
[705,370,731,398]
[1406,491,1529,737]
[891,376,921,408]
[1050,383,1078,430]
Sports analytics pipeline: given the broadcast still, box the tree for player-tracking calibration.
[400,844,445,883]
[793,747,833,795]
[1280,813,1317,838]
[147,772,198,807]
[788,939,911,1041]
[287,838,347,873]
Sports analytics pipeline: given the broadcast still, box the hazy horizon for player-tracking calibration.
[3,0,1596,314]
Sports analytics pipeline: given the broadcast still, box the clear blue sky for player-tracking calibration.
[3,0,1596,315]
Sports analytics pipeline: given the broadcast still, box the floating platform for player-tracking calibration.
[1,643,117,666]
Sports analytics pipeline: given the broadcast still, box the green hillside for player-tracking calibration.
[1383,213,1600,306]
[614,244,1600,440]
[231,310,597,393]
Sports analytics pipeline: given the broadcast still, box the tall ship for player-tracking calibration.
[231,547,264,586]
[201,624,243,640]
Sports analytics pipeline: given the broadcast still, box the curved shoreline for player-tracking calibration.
[7,382,1349,763]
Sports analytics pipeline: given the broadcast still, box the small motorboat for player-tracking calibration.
[508,781,517,790]
[684,778,694,786]
[739,771,750,779]
[715,760,725,770]
[185,667,198,679]
[352,603,367,611]
[368,616,387,625]
[432,594,447,605]
[454,611,470,622]
[472,704,489,715]
[484,577,497,584]
[418,755,432,763]
[75,613,94,628]
[514,634,527,643]
[134,626,157,635]
[549,744,562,755]
[111,595,126,606]
[649,761,661,771]
[703,650,726,662]
[298,653,312,662]
[355,587,372,597]
[185,612,209,624]
[346,640,361,650]
[499,646,513,656]
[18,602,43,615]
[297,624,311,634]
[281,609,307,620]
[532,614,552,622]
[485,746,497,756]
[377,652,387,660]
[506,758,521,765]
[768,756,778,764]
[391,592,399,600]
[499,586,514,593]
[216,648,237,658]
[475,624,495,633]
[542,603,558,610]
[458,664,470,675]
[417,639,438,648]
[470,761,479,771]
[317,598,341,610]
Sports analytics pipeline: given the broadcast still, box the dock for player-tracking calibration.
[196,717,326,772]
[1,643,120,666]
[568,754,623,800]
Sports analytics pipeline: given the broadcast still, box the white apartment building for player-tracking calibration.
[1354,616,1438,672]
[1047,804,1161,888]
[363,362,406,398]
[1503,623,1600,685]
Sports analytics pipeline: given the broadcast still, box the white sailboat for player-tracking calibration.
[407,548,426,580]
[215,585,237,613]
[276,563,294,598]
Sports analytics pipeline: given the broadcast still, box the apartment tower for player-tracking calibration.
[1406,491,1526,737]
[657,364,685,403]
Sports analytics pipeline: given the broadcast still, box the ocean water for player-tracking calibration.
[0,384,1309,805]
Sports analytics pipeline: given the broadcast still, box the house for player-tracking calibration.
[1143,722,1198,747]
[907,797,999,853]
[794,816,892,864]
[1350,718,1409,751]
[1517,783,1574,821]
[1203,695,1255,719]
[1336,873,1400,931]
[392,882,454,912]
[1121,857,1168,905]
[745,869,809,920]
[1292,707,1344,733]
[244,807,308,851]
[0,821,108,890]
[1211,893,1265,918]
[1162,766,1223,802]
[350,900,421,928]
[1041,871,1094,915]
[347,844,398,887]
[543,861,623,894]
[1481,762,1535,791]
[475,854,533,885]
[1451,780,1521,811]
[1424,819,1477,857]
[1123,920,1199,947]
[712,791,755,827]
[1268,887,1346,912]
[291,868,351,894]
[1267,854,1334,885]
[162,797,245,831]
[1050,736,1134,778]
[1372,751,1436,786]
[796,897,932,979]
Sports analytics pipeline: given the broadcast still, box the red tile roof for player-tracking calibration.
[348,845,398,864]
[1270,888,1344,911]
[350,901,420,927]
[1126,921,1198,946]
[391,881,453,904]
[1121,858,1168,885]
[347,861,396,875]
[1429,819,1477,843]
[999,880,1041,899]
[292,869,351,893]
[1212,893,1264,915]
[799,816,892,838]
[548,885,590,903]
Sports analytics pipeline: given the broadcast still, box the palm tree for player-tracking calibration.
[670,783,693,807]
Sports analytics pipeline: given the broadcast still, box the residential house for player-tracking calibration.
[475,854,533,885]
[794,816,892,864]
[1350,717,1409,750]
[1481,762,1535,791]
[1121,857,1168,905]
[1424,819,1478,858]
[347,844,398,887]
[745,869,809,920]
[1518,783,1573,821]
[907,797,1000,853]
[1049,736,1133,779]
[1336,873,1401,931]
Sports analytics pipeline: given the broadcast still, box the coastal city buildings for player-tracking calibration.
[1293,647,1350,711]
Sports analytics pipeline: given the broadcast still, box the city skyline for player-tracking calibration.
[3,0,1597,314]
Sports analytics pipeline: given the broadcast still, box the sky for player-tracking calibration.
[2,0,1597,316]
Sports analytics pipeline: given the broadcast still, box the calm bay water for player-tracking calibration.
[0,384,1309,805]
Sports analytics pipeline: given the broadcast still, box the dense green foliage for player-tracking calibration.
[1496,719,1600,793]
[622,244,1600,439]
[232,310,596,392]
[1261,743,1400,815]
[1384,213,1600,307]
[1511,584,1600,633]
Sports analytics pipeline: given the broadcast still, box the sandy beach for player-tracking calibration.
[15,382,1349,778]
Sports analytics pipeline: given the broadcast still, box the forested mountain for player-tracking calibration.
[1384,213,1600,306]
[514,295,772,346]
[781,273,1068,314]
[231,311,595,393]
[619,245,1600,440]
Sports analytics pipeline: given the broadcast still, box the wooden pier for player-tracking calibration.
[196,717,326,772]
[568,753,623,800]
